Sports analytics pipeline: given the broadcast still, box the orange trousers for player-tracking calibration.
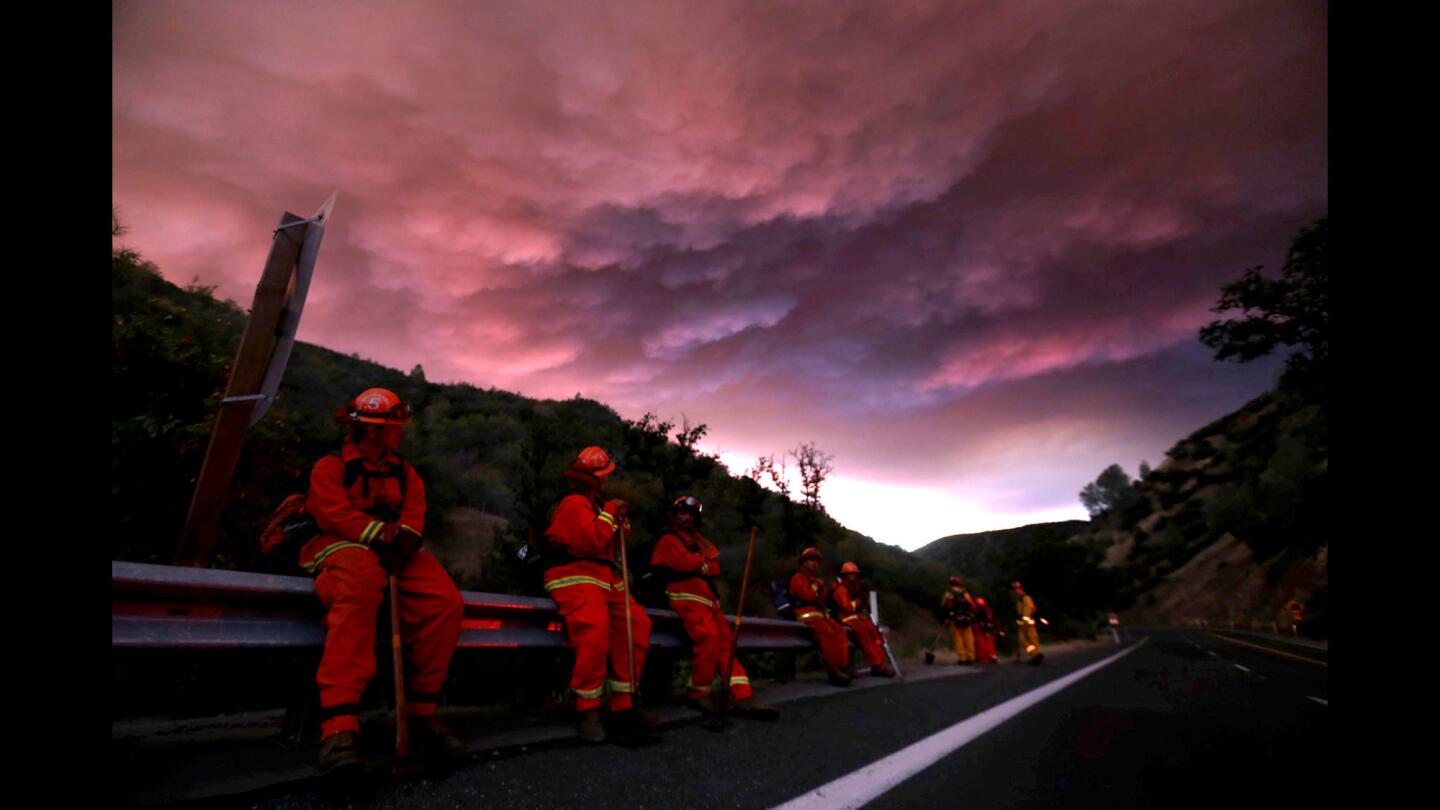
[841,614,887,667]
[975,630,997,663]
[669,595,753,701]
[949,622,976,662]
[797,610,852,670]
[313,547,463,739]
[549,581,651,712]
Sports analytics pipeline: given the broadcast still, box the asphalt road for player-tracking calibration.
[186,628,1328,809]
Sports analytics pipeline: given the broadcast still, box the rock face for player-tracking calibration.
[1075,387,1329,637]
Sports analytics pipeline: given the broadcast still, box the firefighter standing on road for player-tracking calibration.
[789,548,854,686]
[942,577,978,664]
[832,562,896,678]
[973,597,999,664]
[542,447,655,743]
[1013,580,1044,664]
[649,495,779,727]
[304,388,465,776]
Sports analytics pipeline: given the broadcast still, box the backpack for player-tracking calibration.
[514,492,599,596]
[771,580,796,620]
[949,591,976,627]
[259,451,410,570]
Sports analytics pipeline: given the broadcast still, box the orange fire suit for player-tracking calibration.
[974,602,998,663]
[543,493,651,713]
[649,529,752,701]
[942,586,977,662]
[788,570,851,671]
[832,579,886,668]
[1016,594,1041,659]
[303,439,464,740]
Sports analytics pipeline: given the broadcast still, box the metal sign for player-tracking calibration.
[250,191,336,425]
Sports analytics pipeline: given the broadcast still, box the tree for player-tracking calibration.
[1079,464,1134,518]
[748,454,790,500]
[1199,219,1328,395]
[790,441,835,512]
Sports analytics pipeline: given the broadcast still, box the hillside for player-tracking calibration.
[111,242,951,645]
[1083,387,1329,636]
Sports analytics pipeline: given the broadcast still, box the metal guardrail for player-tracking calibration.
[112,561,813,653]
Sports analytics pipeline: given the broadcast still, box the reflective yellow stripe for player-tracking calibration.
[729,676,749,686]
[597,512,616,528]
[608,680,633,693]
[399,523,419,537]
[797,611,825,621]
[667,592,717,609]
[360,520,385,544]
[303,541,371,572]
[545,576,612,592]
[575,684,606,699]
[690,682,715,693]
[842,615,862,623]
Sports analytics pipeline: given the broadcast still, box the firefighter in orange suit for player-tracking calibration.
[832,562,896,678]
[973,597,999,664]
[789,547,853,686]
[302,388,465,776]
[942,576,978,664]
[543,446,654,743]
[1013,580,1044,664]
[649,495,779,727]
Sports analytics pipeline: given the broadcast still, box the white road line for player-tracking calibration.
[1308,696,1327,706]
[1233,664,1250,673]
[769,640,1148,810]
[1207,651,1218,657]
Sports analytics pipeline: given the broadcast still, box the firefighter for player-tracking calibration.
[1013,580,1044,664]
[789,547,853,686]
[832,562,896,678]
[942,576,978,664]
[649,495,779,727]
[303,388,465,776]
[973,597,999,664]
[542,446,655,742]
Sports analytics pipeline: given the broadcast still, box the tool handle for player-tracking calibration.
[390,573,410,758]
[719,526,758,715]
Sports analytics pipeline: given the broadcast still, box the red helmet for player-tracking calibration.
[976,597,987,607]
[841,561,860,575]
[949,576,964,587]
[573,446,616,478]
[671,495,703,514]
[1011,580,1024,592]
[348,388,412,425]
[800,547,824,562]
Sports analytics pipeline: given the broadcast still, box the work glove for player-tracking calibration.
[373,524,422,569]
[603,499,629,522]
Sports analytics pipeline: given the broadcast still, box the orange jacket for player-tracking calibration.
[300,439,425,572]
[789,569,831,620]
[650,529,720,605]
[542,492,623,590]
[832,579,870,619]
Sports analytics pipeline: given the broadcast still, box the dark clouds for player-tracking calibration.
[113,0,1325,546]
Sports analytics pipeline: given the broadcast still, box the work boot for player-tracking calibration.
[408,714,466,762]
[1029,653,1045,666]
[827,668,852,687]
[729,696,780,721]
[870,664,897,678]
[632,704,663,729]
[687,695,719,715]
[577,710,606,743]
[317,731,364,777]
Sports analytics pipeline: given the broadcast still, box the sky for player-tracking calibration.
[112,0,1326,551]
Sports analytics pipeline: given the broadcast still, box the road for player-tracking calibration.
[154,628,1329,809]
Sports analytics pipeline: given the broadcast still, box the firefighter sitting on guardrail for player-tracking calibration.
[303,388,465,776]
[542,446,655,743]
[788,547,853,686]
[649,495,778,728]
[831,562,895,678]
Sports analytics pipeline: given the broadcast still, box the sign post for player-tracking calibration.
[174,194,336,566]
